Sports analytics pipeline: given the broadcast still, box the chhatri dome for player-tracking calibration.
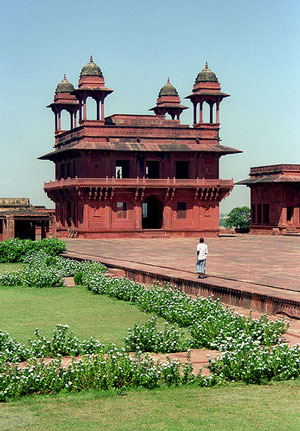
[195,62,218,83]
[158,78,179,97]
[80,55,103,78]
[55,75,75,93]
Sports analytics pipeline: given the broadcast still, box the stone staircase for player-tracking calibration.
[283,226,300,236]
[140,230,170,238]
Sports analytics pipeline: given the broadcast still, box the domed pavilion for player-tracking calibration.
[40,58,240,238]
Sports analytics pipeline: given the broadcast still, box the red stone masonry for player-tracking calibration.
[237,164,300,235]
[40,59,241,239]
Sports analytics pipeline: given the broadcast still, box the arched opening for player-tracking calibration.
[60,110,70,131]
[86,97,97,120]
[142,196,163,229]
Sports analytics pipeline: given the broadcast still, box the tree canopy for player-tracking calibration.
[224,206,251,230]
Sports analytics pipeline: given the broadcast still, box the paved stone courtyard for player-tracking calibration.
[65,235,300,291]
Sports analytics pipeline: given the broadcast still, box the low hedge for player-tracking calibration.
[0,238,66,263]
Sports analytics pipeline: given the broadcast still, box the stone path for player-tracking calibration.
[18,349,218,375]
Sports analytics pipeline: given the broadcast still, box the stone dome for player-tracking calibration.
[195,63,218,83]
[56,75,75,93]
[80,56,103,78]
[158,78,179,97]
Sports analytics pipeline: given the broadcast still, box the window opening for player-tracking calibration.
[176,161,189,179]
[263,204,269,224]
[251,204,256,223]
[116,160,130,178]
[177,202,187,219]
[117,202,127,218]
[146,161,159,179]
[257,204,262,224]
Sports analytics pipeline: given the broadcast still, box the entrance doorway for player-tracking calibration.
[142,196,163,229]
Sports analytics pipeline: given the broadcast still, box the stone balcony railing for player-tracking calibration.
[44,177,233,190]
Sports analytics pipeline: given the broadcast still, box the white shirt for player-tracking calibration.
[197,243,208,260]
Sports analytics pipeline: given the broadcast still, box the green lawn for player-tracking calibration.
[1,382,300,431]
[0,285,158,347]
[0,263,24,273]
[2,268,300,430]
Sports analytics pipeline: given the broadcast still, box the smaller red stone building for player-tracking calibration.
[0,198,54,241]
[237,164,300,234]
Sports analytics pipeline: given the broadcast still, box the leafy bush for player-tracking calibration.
[0,325,104,364]
[0,346,203,401]
[74,271,83,285]
[29,325,104,357]
[224,206,251,230]
[208,343,300,384]
[124,317,190,353]
[0,251,107,287]
[0,238,66,263]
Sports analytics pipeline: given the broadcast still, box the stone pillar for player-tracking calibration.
[163,202,172,229]
[216,100,220,123]
[83,202,89,230]
[294,207,299,227]
[83,98,87,121]
[280,206,287,225]
[199,102,203,124]
[134,201,142,229]
[5,216,15,240]
[193,102,197,124]
[106,205,112,229]
[58,111,61,131]
[101,99,104,121]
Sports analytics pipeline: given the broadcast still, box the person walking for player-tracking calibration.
[196,237,208,278]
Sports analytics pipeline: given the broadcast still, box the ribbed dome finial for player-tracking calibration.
[80,56,103,78]
[56,75,75,93]
[195,63,218,83]
[158,78,179,97]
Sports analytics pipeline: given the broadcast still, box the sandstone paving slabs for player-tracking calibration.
[17,349,219,376]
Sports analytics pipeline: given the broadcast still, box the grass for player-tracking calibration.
[1,265,300,429]
[0,263,24,273]
[1,381,300,430]
[0,285,160,347]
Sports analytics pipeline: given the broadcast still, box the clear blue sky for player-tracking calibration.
[1,0,299,213]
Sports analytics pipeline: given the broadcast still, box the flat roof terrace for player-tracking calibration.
[64,235,300,319]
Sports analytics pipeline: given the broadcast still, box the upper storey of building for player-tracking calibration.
[43,57,240,160]
[237,164,300,185]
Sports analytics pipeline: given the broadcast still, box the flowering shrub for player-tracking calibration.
[0,238,65,263]
[0,325,104,364]
[124,317,190,353]
[208,343,300,384]
[87,276,288,353]
[29,325,104,357]
[0,330,31,363]
[0,344,204,401]
[0,251,107,287]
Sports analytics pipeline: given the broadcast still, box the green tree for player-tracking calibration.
[224,206,251,231]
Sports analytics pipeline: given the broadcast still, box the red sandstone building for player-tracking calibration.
[0,198,54,241]
[237,164,300,234]
[40,57,240,238]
